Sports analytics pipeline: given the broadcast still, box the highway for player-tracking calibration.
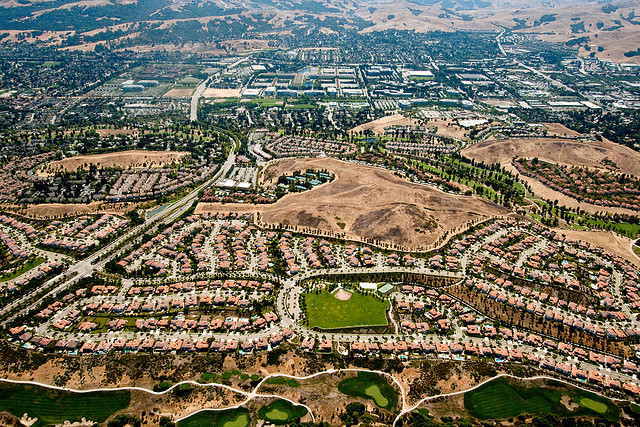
[190,77,210,122]
[190,58,249,122]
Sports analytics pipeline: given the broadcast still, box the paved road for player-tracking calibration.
[0,140,238,326]
[190,58,249,122]
[496,28,576,94]
[190,77,209,122]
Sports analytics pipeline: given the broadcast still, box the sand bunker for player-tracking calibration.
[560,394,578,411]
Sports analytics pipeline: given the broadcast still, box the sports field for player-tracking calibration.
[177,407,250,427]
[303,289,389,329]
[257,399,308,425]
[0,381,130,426]
[337,372,398,411]
[463,377,619,421]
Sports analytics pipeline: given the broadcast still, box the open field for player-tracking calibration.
[0,381,130,427]
[0,201,141,219]
[551,228,640,268]
[428,118,477,140]
[37,150,189,175]
[177,407,251,427]
[337,372,398,411]
[202,88,242,98]
[569,28,640,64]
[349,114,420,135]
[542,123,583,137]
[257,399,308,425]
[349,114,473,141]
[198,157,508,250]
[163,88,195,98]
[303,289,389,330]
[463,376,619,422]
[463,138,640,177]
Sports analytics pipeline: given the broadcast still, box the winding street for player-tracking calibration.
[0,140,237,327]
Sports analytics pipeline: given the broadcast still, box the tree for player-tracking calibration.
[339,402,367,426]
[159,417,175,427]
[107,414,141,427]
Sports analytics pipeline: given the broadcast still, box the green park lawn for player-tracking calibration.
[463,377,619,422]
[303,289,389,329]
[252,99,284,107]
[0,257,46,282]
[0,381,130,426]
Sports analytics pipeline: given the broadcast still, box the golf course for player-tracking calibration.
[257,399,308,425]
[463,376,619,422]
[337,371,398,411]
[0,381,130,426]
[177,407,251,427]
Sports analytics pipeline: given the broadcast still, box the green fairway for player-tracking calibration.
[303,289,389,329]
[463,377,619,422]
[0,381,130,426]
[264,376,300,387]
[257,399,308,425]
[285,103,317,109]
[177,408,250,427]
[338,372,398,411]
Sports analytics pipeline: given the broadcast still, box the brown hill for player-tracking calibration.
[462,137,640,177]
[197,157,508,250]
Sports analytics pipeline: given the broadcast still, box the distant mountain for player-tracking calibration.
[0,0,638,63]
[356,0,640,63]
